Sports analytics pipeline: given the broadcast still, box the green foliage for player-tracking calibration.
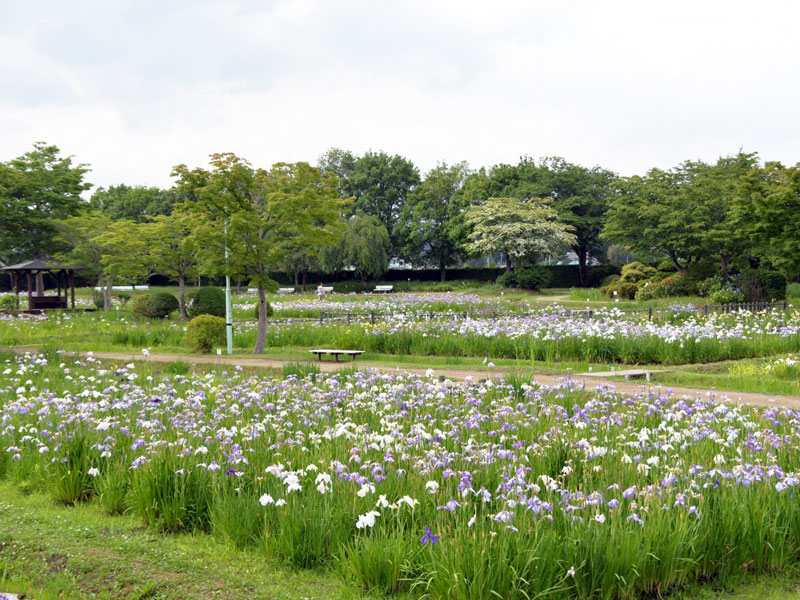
[618,282,638,300]
[735,269,787,301]
[282,362,320,379]
[187,287,226,318]
[93,296,105,310]
[395,162,471,279]
[497,266,552,290]
[335,150,421,252]
[90,184,178,222]
[0,142,90,263]
[710,287,745,304]
[788,283,800,298]
[185,315,226,353]
[620,261,656,283]
[132,292,178,319]
[323,214,392,283]
[252,301,274,319]
[0,294,17,311]
[48,432,93,505]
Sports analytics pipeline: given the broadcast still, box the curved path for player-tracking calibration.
[14,348,798,411]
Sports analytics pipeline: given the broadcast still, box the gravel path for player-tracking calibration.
[16,348,797,411]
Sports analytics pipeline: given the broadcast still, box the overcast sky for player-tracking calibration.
[2,0,798,192]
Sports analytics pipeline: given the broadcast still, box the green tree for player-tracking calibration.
[396,162,471,282]
[174,155,346,353]
[142,209,201,318]
[317,147,357,196]
[0,142,90,269]
[603,167,700,273]
[688,152,759,281]
[735,161,800,279]
[463,198,575,270]
[340,151,420,253]
[538,158,616,286]
[55,211,147,310]
[90,184,178,222]
[323,214,391,286]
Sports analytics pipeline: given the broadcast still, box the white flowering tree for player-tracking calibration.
[463,197,575,269]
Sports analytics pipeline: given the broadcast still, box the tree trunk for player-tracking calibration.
[721,254,729,283]
[302,269,308,292]
[668,254,687,274]
[254,286,267,354]
[178,275,188,319]
[236,280,242,295]
[35,271,45,296]
[440,259,446,283]
[103,273,114,311]
[504,252,511,272]
[577,247,588,287]
[294,272,299,286]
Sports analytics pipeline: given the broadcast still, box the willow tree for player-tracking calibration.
[463,197,575,269]
[173,154,347,353]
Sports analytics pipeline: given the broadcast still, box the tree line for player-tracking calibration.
[2,142,799,302]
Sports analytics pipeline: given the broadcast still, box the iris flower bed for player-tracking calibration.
[3,353,800,599]
[2,305,799,365]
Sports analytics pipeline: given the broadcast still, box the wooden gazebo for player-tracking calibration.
[1,258,85,311]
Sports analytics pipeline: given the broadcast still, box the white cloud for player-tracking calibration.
[1,0,798,191]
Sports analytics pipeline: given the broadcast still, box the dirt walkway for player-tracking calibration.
[11,348,797,411]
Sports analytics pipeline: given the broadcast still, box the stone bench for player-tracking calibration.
[309,349,364,361]
[373,285,393,293]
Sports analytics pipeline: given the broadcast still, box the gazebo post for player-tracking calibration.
[70,270,75,309]
[13,272,19,309]
[56,270,61,299]
[26,271,32,311]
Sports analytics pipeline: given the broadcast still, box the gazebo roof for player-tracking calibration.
[1,258,85,272]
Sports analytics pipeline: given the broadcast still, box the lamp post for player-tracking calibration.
[224,220,233,355]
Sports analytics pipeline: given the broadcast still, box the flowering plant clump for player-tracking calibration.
[3,353,800,597]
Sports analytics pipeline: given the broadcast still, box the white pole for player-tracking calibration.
[224,220,233,355]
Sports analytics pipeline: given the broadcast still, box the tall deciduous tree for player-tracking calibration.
[538,158,616,286]
[463,198,575,269]
[174,155,347,353]
[0,142,90,270]
[603,167,700,272]
[340,151,420,253]
[396,162,471,282]
[735,161,800,279]
[142,209,201,318]
[55,211,147,310]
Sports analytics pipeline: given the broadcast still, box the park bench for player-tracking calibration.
[319,286,334,294]
[278,287,295,294]
[373,285,393,293]
[309,348,364,361]
[93,285,149,291]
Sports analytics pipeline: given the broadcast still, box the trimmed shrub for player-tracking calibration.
[185,315,226,353]
[710,287,744,304]
[252,301,274,320]
[659,274,693,297]
[620,261,656,283]
[0,294,17,311]
[515,267,551,291]
[618,283,638,300]
[635,281,662,301]
[93,296,105,310]
[187,287,226,318]
[132,292,179,319]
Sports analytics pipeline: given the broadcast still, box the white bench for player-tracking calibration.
[309,349,364,361]
[278,287,295,294]
[93,285,149,291]
[373,285,393,293]
[317,286,333,294]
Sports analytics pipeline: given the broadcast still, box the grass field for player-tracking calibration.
[3,284,800,599]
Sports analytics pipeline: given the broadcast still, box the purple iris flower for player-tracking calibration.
[420,526,438,545]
